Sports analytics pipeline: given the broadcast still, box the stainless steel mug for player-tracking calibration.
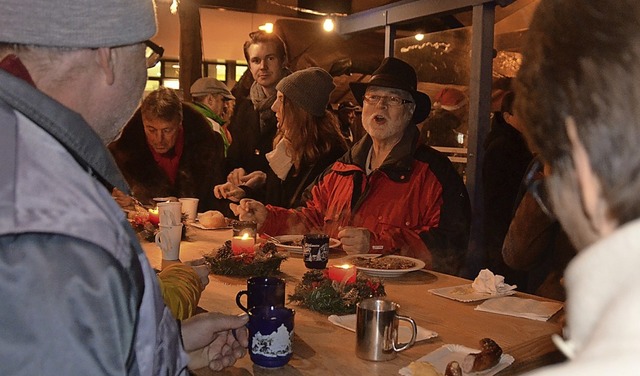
[355,298,417,361]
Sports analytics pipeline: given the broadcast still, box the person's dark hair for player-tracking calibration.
[242,30,288,65]
[141,87,183,125]
[515,0,640,225]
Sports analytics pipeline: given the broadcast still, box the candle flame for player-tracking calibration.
[338,264,353,269]
[241,233,250,240]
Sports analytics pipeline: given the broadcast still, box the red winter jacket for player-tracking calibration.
[260,125,471,275]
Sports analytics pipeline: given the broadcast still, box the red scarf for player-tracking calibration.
[0,54,36,86]
[149,127,185,185]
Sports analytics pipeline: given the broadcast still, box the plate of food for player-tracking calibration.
[271,235,341,253]
[399,339,513,376]
[339,254,425,277]
[428,284,516,303]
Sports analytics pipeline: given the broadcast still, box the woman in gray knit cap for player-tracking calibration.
[215,67,348,208]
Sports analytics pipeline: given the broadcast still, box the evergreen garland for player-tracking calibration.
[289,270,386,315]
[204,241,287,277]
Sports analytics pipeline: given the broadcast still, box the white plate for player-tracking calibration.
[429,285,516,303]
[399,344,514,376]
[338,254,426,278]
[189,221,232,230]
[271,235,341,254]
[327,314,437,343]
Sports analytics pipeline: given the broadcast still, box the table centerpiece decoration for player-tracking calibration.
[204,240,287,277]
[289,269,386,315]
[128,207,188,242]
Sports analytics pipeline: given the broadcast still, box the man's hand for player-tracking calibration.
[337,226,371,254]
[227,168,247,186]
[238,170,267,189]
[181,312,249,371]
[229,199,268,229]
[112,188,136,211]
[213,182,246,202]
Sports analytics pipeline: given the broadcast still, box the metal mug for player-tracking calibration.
[355,298,417,361]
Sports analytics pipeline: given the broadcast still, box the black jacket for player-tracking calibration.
[109,105,228,214]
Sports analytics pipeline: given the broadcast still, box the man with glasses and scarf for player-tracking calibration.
[234,58,471,276]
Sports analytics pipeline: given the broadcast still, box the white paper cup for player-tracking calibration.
[155,224,183,260]
[179,198,199,222]
[158,201,182,226]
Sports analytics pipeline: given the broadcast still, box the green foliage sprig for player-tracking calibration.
[289,269,386,315]
[204,241,287,277]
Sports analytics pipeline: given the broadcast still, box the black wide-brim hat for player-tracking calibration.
[350,57,431,124]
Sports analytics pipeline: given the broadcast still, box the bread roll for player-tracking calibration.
[198,210,226,228]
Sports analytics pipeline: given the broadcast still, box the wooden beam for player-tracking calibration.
[178,0,203,102]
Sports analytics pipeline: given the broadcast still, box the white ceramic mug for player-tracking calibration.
[178,198,199,223]
[158,201,182,226]
[155,224,183,260]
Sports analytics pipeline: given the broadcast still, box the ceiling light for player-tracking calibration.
[323,18,334,32]
[258,23,274,33]
[415,33,425,41]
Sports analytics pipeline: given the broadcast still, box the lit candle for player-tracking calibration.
[327,264,357,284]
[231,233,255,255]
[148,207,159,226]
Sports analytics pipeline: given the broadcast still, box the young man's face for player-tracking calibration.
[247,42,285,90]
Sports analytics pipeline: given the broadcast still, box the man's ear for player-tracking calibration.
[565,116,616,235]
[95,47,115,85]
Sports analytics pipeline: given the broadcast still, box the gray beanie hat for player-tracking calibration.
[276,67,335,117]
[1,0,157,48]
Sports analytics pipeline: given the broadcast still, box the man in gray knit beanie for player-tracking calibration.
[0,1,248,374]
[276,67,335,117]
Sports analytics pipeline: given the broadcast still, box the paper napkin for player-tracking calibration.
[474,296,563,321]
[472,269,517,294]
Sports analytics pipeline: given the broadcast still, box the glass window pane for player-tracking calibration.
[145,80,160,92]
[164,79,180,90]
[163,61,180,79]
[215,65,226,82]
[236,65,248,82]
[148,62,161,78]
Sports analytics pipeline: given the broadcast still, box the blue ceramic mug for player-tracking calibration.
[236,276,285,313]
[247,306,295,368]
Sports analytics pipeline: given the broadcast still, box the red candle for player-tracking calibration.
[148,208,159,226]
[231,233,255,255]
[328,264,357,284]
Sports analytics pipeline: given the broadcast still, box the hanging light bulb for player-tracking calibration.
[323,18,335,32]
[415,33,425,41]
[170,0,179,15]
[258,23,274,33]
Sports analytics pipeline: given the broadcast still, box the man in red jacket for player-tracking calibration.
[234,58,471,275]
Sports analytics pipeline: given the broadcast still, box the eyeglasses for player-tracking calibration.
[523,158,555,219]
[144,40,164,69]
[363,94,413,107]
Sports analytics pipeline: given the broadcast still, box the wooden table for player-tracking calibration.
[143,226,565,375]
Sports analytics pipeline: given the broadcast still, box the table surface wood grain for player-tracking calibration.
[142,226,565,375]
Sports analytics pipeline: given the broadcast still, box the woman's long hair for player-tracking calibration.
[274,97,347,171]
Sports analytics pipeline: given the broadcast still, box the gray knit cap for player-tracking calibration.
[1,0,157,48]
[276,67,335,117]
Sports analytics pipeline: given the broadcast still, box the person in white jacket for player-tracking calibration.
[516,0,640,374]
